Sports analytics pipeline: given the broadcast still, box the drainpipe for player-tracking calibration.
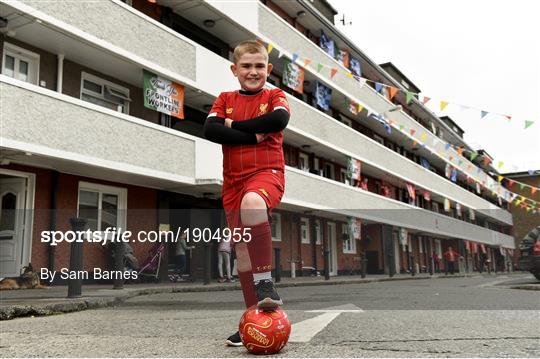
[56,54,64,93]
[48,171,58,275]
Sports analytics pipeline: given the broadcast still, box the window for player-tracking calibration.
[77,182,127,232]
[315,219,322,245]
[342,223,356,253]
[80,72,131,114]
[271,213,281,241]
[323,163,334,180]
[300,217,310,244]
[298,152,309,171]
[2,43,39,85]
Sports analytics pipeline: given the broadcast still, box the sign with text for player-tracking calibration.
[143,69,184,119]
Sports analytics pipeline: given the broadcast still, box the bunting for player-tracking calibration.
[256,39,540,213]
[261,40,536,134]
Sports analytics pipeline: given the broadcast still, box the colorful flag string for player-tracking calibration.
[261,40,539,213]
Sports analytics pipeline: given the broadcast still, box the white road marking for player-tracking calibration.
[289,304,363,343]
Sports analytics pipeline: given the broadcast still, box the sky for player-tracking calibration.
[327,0,540,173]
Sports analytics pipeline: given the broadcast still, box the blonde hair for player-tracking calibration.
[233,40,268,64]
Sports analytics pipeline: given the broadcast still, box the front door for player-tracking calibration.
[0,177,27,277]
[327,222,338,276]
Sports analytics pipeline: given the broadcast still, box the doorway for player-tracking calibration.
[0,170,35,277]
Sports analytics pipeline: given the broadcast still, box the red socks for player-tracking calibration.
[246,221,273,275]
[236,221,273,308]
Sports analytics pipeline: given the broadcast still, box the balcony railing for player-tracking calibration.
[283,167,515,248]
[0,76,224,184]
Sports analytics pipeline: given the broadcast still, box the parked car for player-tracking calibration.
[518,225,540,280]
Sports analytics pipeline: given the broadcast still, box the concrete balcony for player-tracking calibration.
[283,167,515,248]
[0,76,222,192]
[14,0,196,82]
[287,95,513,225]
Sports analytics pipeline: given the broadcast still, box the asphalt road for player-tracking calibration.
[1,274,539,357]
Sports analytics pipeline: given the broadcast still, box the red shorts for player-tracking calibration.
[222,169,285,229]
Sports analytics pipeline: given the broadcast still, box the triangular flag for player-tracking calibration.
[346,72,354,79]
[421,132,427,141]
[528,170,535,176]
[357,104,364,113]
[412,140,418,147]
[467,164,473,171]
[519,183,525,190]
[440,101,449,111]
[458,160,463,166]
[505,115,511,121]
[292,53,298,63]
[482,157,491,166]
[388,87,398,100]
[375,82,383,93]
[480,110,488,119]
[330,68,338,79]
[497,161,504,170]
[410,128,416,136]
[470,152,478,161]
[317,63,324,73]
[422,96,431,104]
[532,187,538,195]
[278,50,285,58]
[457,147,464,156]
[507,179,515,188]
[449,156,454,162]
[406,92,415,104]
[399,124,405,131]
[524,120,534,129]
[267,43,274,54]
[498,175,503,182]
[303,58,312,67]
[445,143,451,151]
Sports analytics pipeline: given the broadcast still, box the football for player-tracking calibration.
[239,306,291,354]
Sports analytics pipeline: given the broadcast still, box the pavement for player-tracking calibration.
[1,272,538,320]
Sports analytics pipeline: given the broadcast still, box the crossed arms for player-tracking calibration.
[203,109,289,145]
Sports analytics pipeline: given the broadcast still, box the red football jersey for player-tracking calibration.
[208,88,290,180]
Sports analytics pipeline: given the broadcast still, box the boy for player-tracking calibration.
[203,40,290,346]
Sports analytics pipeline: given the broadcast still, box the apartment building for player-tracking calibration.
[0,0,516,281]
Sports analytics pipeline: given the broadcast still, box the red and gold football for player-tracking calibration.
[239,306,291,355]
